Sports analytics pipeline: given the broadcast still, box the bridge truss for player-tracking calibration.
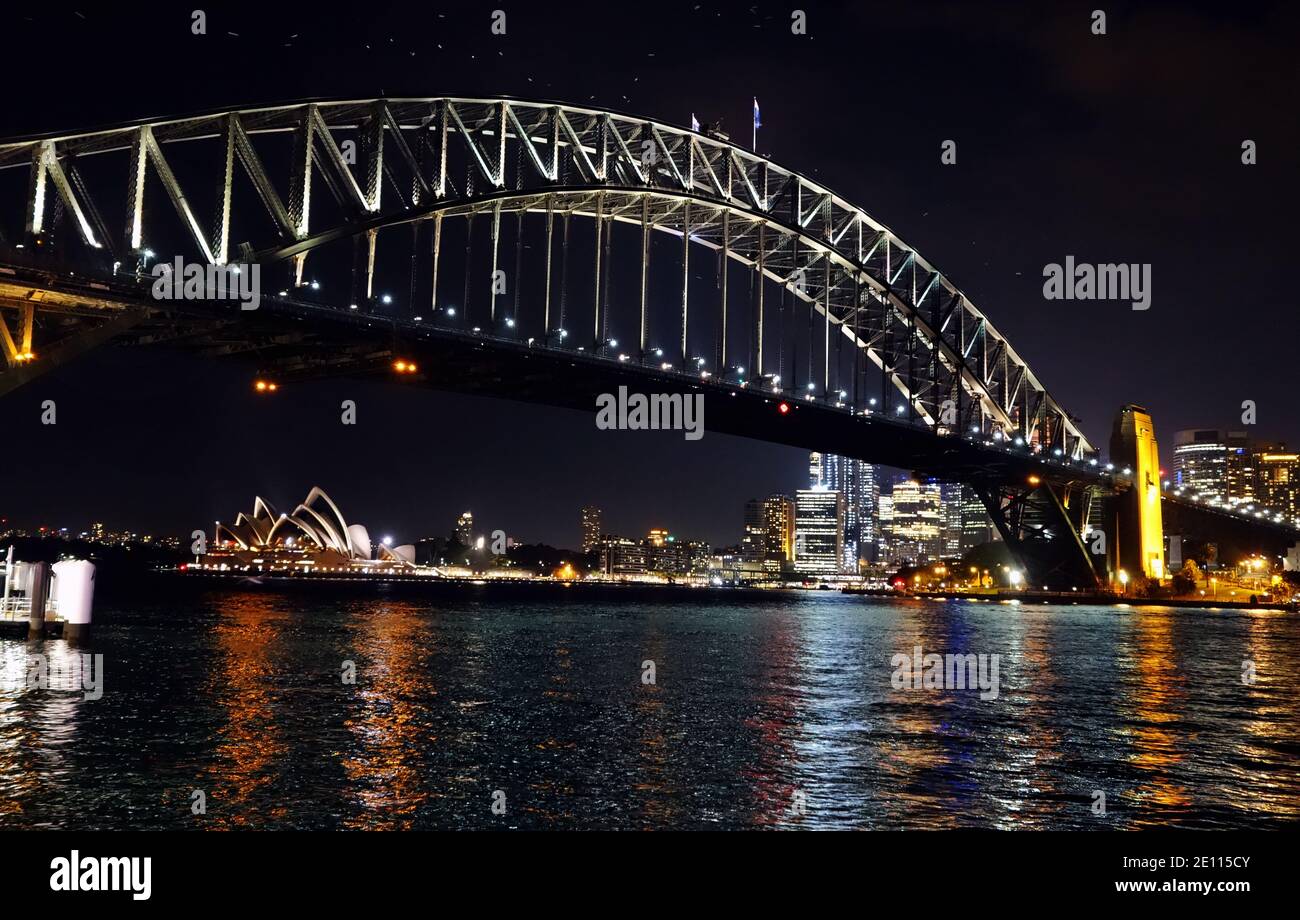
[0,96,1094,461]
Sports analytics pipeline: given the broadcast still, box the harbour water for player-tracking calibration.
[1,585,1296,829]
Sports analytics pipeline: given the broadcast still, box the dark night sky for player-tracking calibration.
[2,1,1298,549]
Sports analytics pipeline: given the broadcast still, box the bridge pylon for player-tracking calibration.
[1108,405,1166,586]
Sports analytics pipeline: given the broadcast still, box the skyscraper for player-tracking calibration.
[940,481,964,558]
[794,487,845,575]
[879,477,943,565]
[741,499,766,561]
[580,506,602,552]
[814,452,880,569]
[762,494,796,572]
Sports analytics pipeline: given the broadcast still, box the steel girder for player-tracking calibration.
[973,479,1102,591]
[0,96,1092,458]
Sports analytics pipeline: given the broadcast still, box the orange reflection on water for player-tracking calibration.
[1233,612,1300,821]
[340,600,432,829]
[630,631,682,826]
[874,604,961,829]
[202,592,290,827]
[997,614,1062,828]
[1126,608,1191,817]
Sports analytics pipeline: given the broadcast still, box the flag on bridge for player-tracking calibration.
[752,97,761,150]
[691,113,700,132]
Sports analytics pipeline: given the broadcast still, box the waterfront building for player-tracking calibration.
[794,487,845,576]
[580,506,602,552]
[762,494,796,572]
[599,536,648,576]
[209,487,415,569]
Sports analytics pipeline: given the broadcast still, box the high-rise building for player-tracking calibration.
[815,452,880,569]
[741,499,766,561]
[762,494,796,571]
[809,452,825,488]
[877,493,893,561]
[599,536,647,576]
[1256,446,1299,524]
[1171,429,1228,501]
[1225,432,1257,504]
[580,506,602,552]
[1173,430,1296,524]
[940,481,964,558]
[454,511,473,546]
[879,477,943,565]
[794,487,845,575]
[959,483,996,552]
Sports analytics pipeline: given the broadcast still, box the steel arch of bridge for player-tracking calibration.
[0,95,1092,459]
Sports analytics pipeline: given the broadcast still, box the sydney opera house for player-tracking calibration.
[201,487,419,573]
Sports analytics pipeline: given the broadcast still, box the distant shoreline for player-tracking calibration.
[155,571,1296,612]
[846,585,1297,613]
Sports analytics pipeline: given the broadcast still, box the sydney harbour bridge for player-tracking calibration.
[1,96,1295,589]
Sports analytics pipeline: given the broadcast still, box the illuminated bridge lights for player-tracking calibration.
[392,359,419,374]
[253,379,279,393]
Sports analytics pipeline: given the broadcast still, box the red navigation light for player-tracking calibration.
[778,401,790,415]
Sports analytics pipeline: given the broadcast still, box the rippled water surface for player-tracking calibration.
[2,588,1297,829]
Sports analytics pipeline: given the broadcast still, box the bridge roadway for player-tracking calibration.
[2,256,1114,484]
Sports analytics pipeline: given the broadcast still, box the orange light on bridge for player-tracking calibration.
[778,401,790,414]
[393,359,419,374]
[254,379,278,393]
[1027,474,1041,485]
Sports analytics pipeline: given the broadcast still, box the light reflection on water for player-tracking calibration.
[0,590,1296,829]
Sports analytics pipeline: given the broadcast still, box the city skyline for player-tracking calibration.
[9,409,1299,554]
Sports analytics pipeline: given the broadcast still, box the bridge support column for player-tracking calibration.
[973,478,1099,591]
[1109,405,1166,586]
[27,561,49,639]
